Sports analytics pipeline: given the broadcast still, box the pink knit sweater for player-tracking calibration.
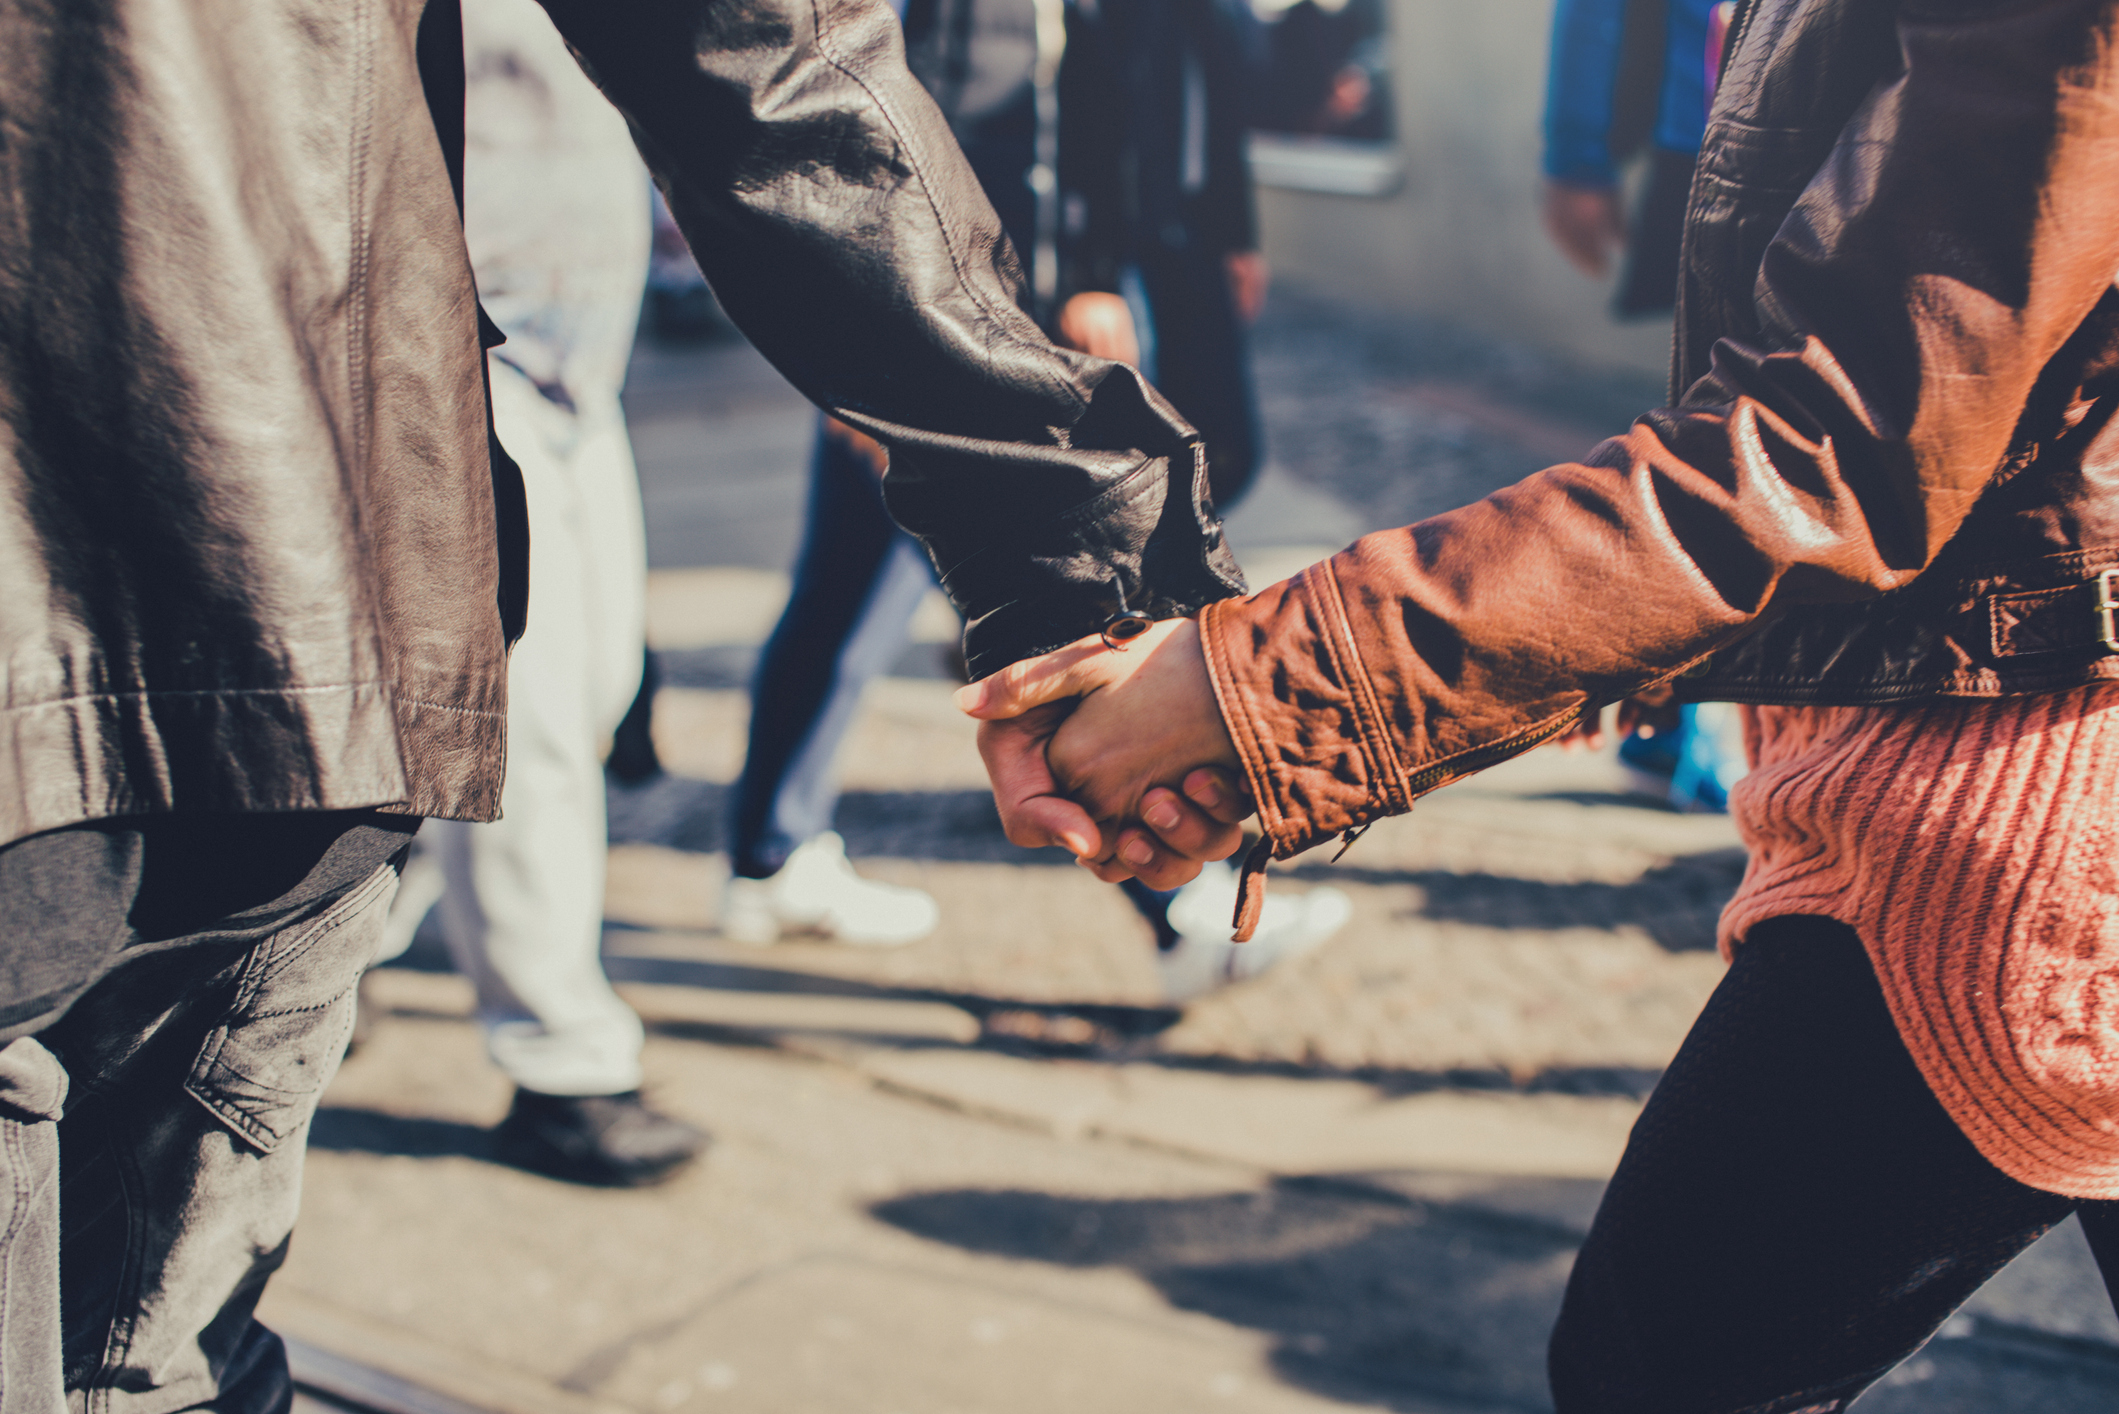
[1722,685,2119,1198]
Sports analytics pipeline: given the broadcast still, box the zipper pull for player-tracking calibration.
[1329,823,1372,863]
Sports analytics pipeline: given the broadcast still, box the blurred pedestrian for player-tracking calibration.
[370,0,708,1189]
[967,1,2119,1406]
[0,0,1242,1402]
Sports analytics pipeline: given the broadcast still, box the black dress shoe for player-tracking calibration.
[493,1088,709,1187]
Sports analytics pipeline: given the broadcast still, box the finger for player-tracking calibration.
[1078,853,1138,884]
[1107,827,1209,891]
[953,636,1108,719]
[1139,787,1244,861]
[1006,795,1105,856]
[1180,768,1256,824]
[975,713,1102,857]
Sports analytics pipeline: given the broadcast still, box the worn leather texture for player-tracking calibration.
[1204,0,2119,860]
[0,0,1242,851]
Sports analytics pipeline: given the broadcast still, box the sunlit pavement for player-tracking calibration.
[267,295,2119,1413]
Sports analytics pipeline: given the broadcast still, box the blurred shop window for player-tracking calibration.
[1247,0,1401,196]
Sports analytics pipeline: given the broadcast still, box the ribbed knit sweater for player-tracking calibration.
[1721,686,2119,1198]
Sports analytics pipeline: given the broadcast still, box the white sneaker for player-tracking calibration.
[719,832,938,948]
[1155,861,1352,1003]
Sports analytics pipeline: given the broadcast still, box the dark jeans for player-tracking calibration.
[729,429,936,879]
[0,813,411,1414]
[1136,249,1260,509]
[1550,915,2119,1412]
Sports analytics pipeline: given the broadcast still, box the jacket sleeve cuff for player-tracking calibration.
[1199,562,1413,859]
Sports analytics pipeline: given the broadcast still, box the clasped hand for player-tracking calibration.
[953,617,1253,888]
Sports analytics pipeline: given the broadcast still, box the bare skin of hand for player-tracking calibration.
[1055,291,1141,365]
[1541,181,1625,280]
[1556,682,1680,751]
[821,414,889,478]
[956,618,1253,888]
[1225,250,1269,324]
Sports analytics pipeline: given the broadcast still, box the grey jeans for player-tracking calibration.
[0,861,396,1414]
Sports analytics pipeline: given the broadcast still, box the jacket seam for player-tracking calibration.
[1198,599,1290,849]
[0,685,503,719]
[1312,560,1409,815]
[804,0,1087,417]
[346,0,374,476]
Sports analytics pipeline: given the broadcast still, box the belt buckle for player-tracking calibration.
[2098,569,2119,653]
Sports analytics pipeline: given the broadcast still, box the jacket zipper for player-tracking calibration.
[1400,710,1585,801]
[1719,0,1762,87]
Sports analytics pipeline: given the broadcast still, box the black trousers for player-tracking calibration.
[1549,915,2119,1412]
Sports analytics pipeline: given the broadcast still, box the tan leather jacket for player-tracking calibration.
[1205,0,2119,867]
[0,0,1241,850]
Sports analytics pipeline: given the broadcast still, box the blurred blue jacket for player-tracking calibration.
[1543,0,1716,187]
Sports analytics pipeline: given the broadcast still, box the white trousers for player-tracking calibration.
[376,363,649,1096]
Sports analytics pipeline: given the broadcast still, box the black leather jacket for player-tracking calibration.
[0,0,1242,850]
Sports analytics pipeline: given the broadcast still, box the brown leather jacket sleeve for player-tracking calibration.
[539,0,1243,678]
[1204,0,2119,859]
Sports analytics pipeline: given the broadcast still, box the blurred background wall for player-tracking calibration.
[1252,0,1674,383]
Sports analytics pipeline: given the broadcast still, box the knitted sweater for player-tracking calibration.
[1721,686,2119,1198]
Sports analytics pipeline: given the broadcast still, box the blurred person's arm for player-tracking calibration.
[1055,292,1141,365]
[539,0,1243,684]
[965,0,2119,883]
[1541,0,1631,275]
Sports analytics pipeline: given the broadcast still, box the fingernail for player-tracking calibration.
[1189,779,1223,808]
[952,684,982,713]
[1145,800,1181,831]
[1120,838,1154,868]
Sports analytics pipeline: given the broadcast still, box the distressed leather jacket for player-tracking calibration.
[1204,0,2119,868]
[0,0,1241,850]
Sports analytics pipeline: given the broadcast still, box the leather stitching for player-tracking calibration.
[1314,560,1410,815]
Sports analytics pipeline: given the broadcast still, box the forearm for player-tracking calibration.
[541,0,1243,673]
[1213,0,2119,857]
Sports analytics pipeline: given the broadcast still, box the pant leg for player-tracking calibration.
[1135,252,1260,511]
[0,1041,68,1414]
[52,864,399,1414]
[431,367,648,1098]
[1548,915,2077,1413]
[729,426,930,879]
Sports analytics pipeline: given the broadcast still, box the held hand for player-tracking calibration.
[956,619,1253,887]
[1540,181,1626,280]
[1055,292,1142,365]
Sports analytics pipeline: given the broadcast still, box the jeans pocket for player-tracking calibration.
[184,866,395,1153]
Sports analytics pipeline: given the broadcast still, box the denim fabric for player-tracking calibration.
[730,428,937,880]
[0,841,399,1414]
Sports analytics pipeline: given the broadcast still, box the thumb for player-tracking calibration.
[953,634,1110,720]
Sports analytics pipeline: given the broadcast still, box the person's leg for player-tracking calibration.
[429,372,702,1185]
[435,370,648,1101]
[729,426,906,881]
[40,813,413,1414]
[1549,915,2077,1413]
[722,423,939,946]
[1135,251,1260,511]
[0,1041,67,1414]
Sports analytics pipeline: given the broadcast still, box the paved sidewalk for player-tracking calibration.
[267,297,2119,1413]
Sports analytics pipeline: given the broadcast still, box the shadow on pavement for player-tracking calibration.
[607,774,1073,867]
[870,1175,1579,1412]
[308,1107,492,1161]
[1307,849,1749,953]
[596,949,1667,1095]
